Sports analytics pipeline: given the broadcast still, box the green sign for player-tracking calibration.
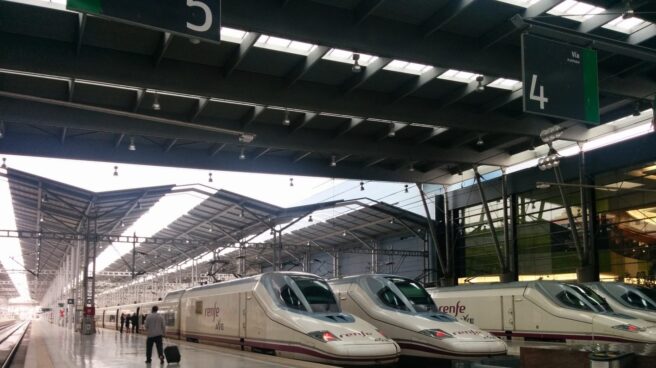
[67,0,221,44]
[522,34,599,124]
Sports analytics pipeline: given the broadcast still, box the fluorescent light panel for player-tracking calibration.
[221,27,248,43]
[547,0,605,22]
[255,34,317,55]
[437,69,482,83]
[323,48,378,66]
[488,78,522,91]
[603,16,654,34]
[494,0,541,7]
[384,60,433,75]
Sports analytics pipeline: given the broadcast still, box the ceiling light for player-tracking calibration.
[404,184,409,193]
[387,122,396,137]
[476,75,485,92]
[208,224,213,232]
[113,165,118,177]
[189,38,201,45]
[208,172,213,183]
[40,216,44,222]
[283,109,291,126]
[476,136,484,146]
[128,137,136,151]
[0,158,6,170]
[42,194,48,203]
[0,122,4,139]
[409,164,415,172]
[360,181,365,191]
[308,215,313,222]
[152,93,161,111]
[537,150,561,171]
[623,0,634,19]
[120,220,125,227]
[239,147,246,160]
[389,218,395,224]
[536,182,552,189]
[289,177,294,187]
[330,155,337,167]
[342,231,347,237]
[352,53,362,73]
[239,134,255,144]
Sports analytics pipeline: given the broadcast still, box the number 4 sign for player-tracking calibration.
[529,74,549,110]
[521,34,599,124]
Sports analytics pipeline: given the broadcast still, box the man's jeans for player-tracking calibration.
[146,335,163,361]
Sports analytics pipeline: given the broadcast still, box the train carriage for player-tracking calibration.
[329,274,507,359]
[585,282,656,323]
[427,281,656,345]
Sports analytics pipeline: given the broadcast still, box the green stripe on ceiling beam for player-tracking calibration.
[67,0,103,14]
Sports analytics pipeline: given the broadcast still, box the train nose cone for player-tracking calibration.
[441,338,507,355]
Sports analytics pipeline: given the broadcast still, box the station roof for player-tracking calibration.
[0,169,429,301]
[1,0,655,185]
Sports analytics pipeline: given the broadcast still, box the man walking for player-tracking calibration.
[120,313,125,333]
[144,306,166,364]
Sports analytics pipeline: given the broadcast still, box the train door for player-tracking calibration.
[501,295,515,331]
[239,292,247,349]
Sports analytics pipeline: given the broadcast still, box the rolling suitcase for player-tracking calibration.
[164,345,181,364]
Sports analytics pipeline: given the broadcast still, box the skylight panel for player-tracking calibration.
[437,69,481,83]
[547,0,605,22]
[495,0,541,8]
[488,78,523,91]
[602,16,653,34]
[255,35,317,55]
[323,48,378,66]
[0,175,31,301]
[221,27,248,43]
[384,59,433,75]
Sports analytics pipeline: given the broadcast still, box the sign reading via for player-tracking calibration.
[522,34,599,124]
[67,0,221,44]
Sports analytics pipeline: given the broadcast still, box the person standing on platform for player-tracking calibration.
[125,313,131,333]
[120,313,125,333]
[144,306,166,365]
[132,312,138,333]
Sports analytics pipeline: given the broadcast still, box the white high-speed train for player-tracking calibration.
[585,282,656,323]
[427,281,656,344]
[97,272,400,365]
[328,274,507,359]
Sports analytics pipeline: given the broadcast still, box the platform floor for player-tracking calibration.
[24,320,337,368]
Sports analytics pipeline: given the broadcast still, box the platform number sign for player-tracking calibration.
[67,0,221,44]
[522,34,599,124]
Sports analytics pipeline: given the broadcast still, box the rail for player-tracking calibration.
[0,321,30,368]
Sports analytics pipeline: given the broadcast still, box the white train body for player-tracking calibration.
[329,274,507,359]
[585,282,656,323]
[98,272,400,365]
[427,281,656,344]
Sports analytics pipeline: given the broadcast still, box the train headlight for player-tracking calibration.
[419,329,453,339]
[612,324,646,333]
[308,330,341,342]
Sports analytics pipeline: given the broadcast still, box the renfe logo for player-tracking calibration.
[205,302,220,321]
[438,301,466,317]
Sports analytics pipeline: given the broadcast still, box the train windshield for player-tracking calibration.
[599,283,656,311]
[267,274,340,314]
[385,277,438,313]
[364,276,437,313]
[538,282,612,313]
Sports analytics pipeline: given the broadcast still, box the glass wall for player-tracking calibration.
[595,163,656,283]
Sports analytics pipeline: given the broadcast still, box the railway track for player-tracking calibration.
[0,321,30,368]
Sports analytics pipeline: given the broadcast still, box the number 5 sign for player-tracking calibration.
[521,34,599,124]
[68,0,221,44]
